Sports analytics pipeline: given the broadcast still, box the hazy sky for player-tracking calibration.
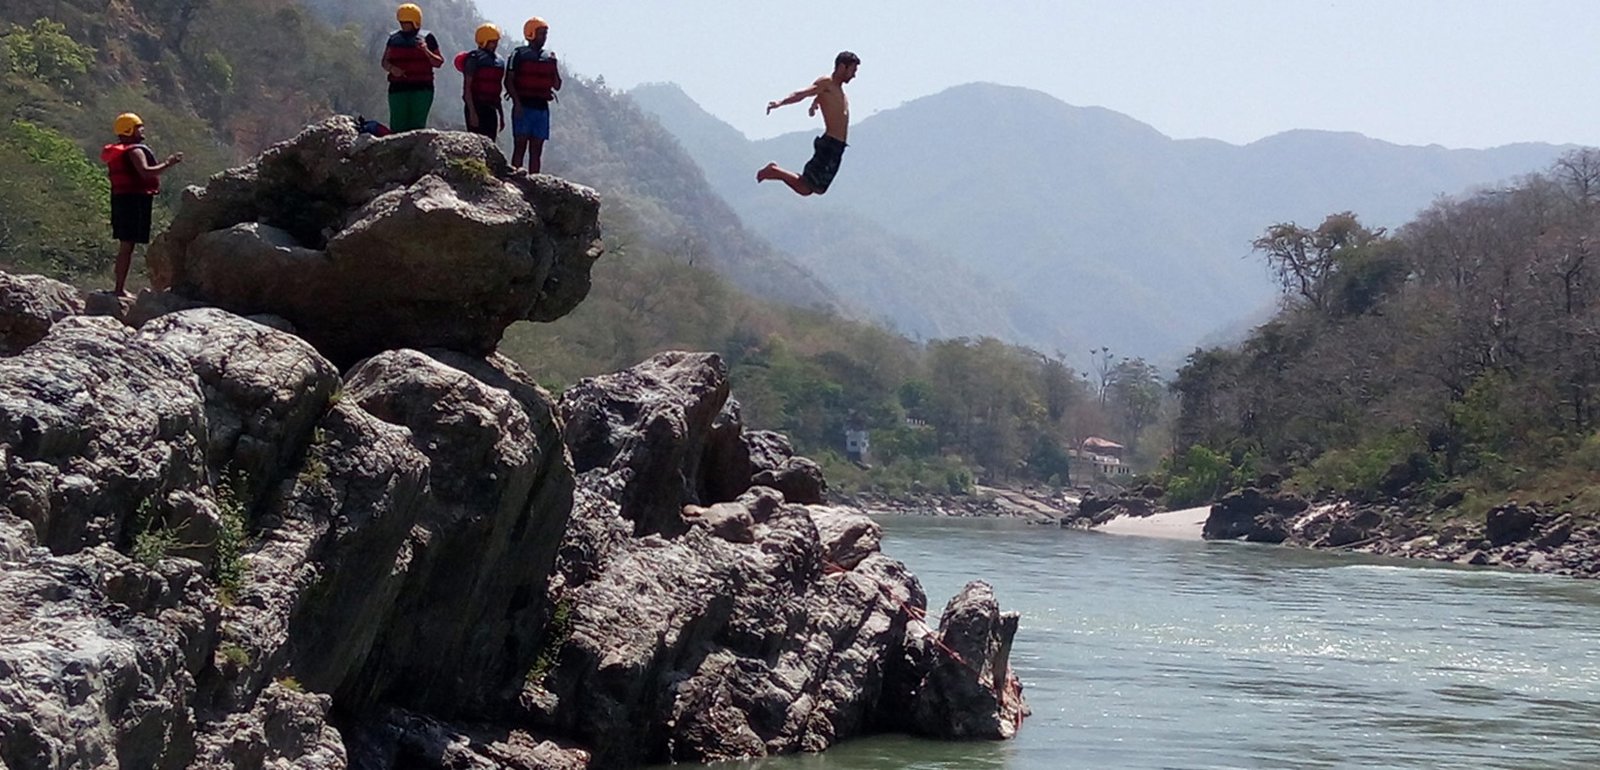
[474,0,1600,149]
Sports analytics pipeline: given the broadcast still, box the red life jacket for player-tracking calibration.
[386,30,435,87]
[464,49,504,103]
[101,142,159,195]
[509,47,559,102]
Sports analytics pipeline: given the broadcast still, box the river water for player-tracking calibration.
[722,516,1600,770]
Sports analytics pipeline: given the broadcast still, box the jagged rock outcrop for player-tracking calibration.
[0,315,213,555]
[901,582,1027,740]
[145,116,603,365]
[0,514,218,769]
[0,314,1027,767]
[0,118,1026,766]
[534,351,1027,767]
[0,299,579,768]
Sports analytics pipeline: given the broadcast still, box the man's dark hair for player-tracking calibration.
[835,51,860,68]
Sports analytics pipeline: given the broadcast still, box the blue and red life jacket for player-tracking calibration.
[508,46,559,104]
[100,142,159,195]
[463,48,505,103]
[386,29,436,88]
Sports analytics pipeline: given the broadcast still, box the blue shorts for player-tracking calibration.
[514,105,550,139]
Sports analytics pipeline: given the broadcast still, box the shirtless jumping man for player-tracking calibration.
[757,51,860,196]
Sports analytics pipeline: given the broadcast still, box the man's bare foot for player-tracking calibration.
[756,162,780,182]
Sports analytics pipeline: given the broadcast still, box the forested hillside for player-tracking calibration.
[1167,150,1600,519]
[0,0,393,280]
[1,1,1155,495]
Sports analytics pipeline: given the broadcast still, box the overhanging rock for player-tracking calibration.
[147,117,603,366]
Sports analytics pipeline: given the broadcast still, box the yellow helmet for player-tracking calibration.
[474,23,500,46]
[524,17,548,39]
[113,112,143,137]
[396,3,422,25]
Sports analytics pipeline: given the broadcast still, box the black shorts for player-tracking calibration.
[465,101,500,139]
[110,194,154,244]
[802,134,847,194]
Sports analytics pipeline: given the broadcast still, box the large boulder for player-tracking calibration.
[0,272,81,355]
[1485,503,1538,546]
[146,117,603,365]
[1202,488,1306,543]
[139,308,340,500]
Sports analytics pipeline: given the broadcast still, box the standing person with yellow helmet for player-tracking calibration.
[461,23,506,141]
[504,17,561,173]
[382,3,444,132]
[100,113,182,295]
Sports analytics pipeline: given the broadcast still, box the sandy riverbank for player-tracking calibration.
[1094,506,1209,541]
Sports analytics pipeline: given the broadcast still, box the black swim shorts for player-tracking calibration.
[801,134,847,194]
[110,193,154,244]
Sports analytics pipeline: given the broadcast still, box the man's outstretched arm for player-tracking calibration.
[767,83,822,114]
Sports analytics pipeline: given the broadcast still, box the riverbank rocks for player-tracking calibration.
[145,116,603,365]
[537,351,1028,766]
[1064,493,1159,528]
[1202,488,1309,543]
[1197,488,1600,579]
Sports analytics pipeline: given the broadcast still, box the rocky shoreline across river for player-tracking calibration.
[836,485,1165,527]
[844,480,1600,580]
[1202,488,1600,579]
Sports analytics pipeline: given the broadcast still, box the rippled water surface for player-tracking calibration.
[717,516,1600,770]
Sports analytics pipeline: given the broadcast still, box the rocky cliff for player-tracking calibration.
[0,120,1025,768]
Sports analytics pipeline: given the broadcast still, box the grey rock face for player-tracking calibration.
[0,512,216,770]
[328,350,574,717]
[540,351,1027,767]
[140,309,340,500]
[0,316,211,554]
[559,351,736,536]
[746,430,828,505]
[903,581,1028,740]
[0,273,82,355]
[146,117,603,365]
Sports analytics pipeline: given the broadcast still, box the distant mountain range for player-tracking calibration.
[630,81,1574,364]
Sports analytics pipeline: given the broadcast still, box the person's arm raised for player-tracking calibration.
[767,82,822,115]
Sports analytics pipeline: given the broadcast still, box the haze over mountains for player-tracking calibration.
[630,81,1573,364]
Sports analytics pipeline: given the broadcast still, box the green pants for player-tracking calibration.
[388,88,434,132]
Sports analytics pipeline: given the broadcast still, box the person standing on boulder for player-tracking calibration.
[756,51,859,196]
[462,23,505,140]
[101,112,181,295]
[382,3,444,132]
[504,17,561,173]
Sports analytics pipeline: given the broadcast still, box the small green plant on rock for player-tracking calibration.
[445,155,493,182]
[527,595,575,685]
[219,642,251,668]
[131,498,178,567]
[213,470,251,601]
